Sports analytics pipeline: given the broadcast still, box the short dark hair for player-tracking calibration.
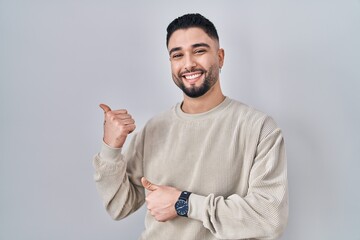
[166,13,219,47]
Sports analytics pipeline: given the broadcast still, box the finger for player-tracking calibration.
[141,177,158,191]
[128,124,136,134]
[118,125,136,135]
[121,118,135,125]
[112,109,128,114]
[115,114,132,120]
[99,104,111,113]
[127,124,136,134]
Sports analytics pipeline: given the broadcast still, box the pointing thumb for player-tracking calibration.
[141,177,158,191]
[99,103,111,113]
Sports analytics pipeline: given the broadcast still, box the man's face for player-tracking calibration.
[167,27,224,98]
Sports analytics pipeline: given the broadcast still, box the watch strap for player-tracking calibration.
[179,191,192,201]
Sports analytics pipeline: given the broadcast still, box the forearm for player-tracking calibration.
[188,188,288,240]
[93,142,145,220]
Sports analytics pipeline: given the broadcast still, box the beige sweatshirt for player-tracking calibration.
[93,97,288,240]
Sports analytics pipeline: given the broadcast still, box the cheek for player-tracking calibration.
[199,56,215,69]
[170,62,181,75]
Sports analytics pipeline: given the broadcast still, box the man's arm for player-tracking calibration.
[93,104,145,220]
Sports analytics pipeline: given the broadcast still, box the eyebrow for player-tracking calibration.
[192,43,210,49]
[169,47,182,56]
[169,42,211,56]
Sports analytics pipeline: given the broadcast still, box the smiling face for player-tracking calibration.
[168,27,224,98]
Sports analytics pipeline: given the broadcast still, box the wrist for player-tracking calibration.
[99,141,122,162]
[103,136,125,148]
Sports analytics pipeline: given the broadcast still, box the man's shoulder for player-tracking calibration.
[227,98,269,121]
[227,98,280,138]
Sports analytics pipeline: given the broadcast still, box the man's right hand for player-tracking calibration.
[99,103,136,148]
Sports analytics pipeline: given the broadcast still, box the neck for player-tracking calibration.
[181,81,225,114]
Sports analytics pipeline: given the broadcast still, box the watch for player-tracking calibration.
[175,191,192,217]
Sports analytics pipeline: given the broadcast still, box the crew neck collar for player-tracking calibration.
[174,97,232,120]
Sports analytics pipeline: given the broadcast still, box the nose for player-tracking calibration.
[184,54,196,72]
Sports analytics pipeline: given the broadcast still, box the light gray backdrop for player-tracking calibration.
[1,0,359,239]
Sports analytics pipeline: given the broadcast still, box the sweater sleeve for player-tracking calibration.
[93,131,145,220]
[187,117,288,240]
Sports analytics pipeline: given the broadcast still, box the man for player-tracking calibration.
[93,13,288,240]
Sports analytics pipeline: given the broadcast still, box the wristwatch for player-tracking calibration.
[175,191,192,217]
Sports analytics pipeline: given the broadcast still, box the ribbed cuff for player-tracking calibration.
[99,141,122,162]
[188,193,206,222]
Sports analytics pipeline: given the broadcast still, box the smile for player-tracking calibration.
[184,73,202,80]
[181,71,204,84]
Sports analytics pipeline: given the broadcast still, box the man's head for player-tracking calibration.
[166,13,224,99]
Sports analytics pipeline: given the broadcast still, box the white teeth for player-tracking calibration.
[184,73,201,80]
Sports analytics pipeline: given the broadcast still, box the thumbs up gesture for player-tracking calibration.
[141,177,181,222]
[99,103,136,148]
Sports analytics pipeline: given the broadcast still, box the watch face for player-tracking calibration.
[175,199,188,216]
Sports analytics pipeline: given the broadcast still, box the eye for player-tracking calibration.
[194,49,206,54]
[171,53,183,59]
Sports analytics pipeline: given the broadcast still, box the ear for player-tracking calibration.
[218,48,225,69]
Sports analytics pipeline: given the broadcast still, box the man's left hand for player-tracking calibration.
[141,177,181,222]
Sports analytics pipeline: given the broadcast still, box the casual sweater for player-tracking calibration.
[93,97,288,240]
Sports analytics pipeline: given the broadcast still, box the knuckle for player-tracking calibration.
[110,115,116,121]
[105,111,112,118]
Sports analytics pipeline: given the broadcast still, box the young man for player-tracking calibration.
[93,13,288,240]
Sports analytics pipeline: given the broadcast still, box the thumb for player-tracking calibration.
[141,177,158,191]
[99,103,111,113]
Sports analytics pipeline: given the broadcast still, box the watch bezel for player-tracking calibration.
[175,199,189,216]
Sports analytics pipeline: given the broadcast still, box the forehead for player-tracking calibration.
[167,27,218,50]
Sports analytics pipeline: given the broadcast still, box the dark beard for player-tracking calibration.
[173,65,218,98]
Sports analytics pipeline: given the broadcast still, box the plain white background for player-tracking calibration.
[1,0,359,239]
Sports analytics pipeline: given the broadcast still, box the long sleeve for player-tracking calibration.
[92,98,288,240]
[187,117,288,239]
[93,131,145,220]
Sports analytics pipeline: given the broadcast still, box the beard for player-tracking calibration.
[172,65,218,98]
